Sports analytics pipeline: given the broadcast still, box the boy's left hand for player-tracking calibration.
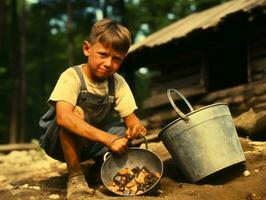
[125,124,147,140]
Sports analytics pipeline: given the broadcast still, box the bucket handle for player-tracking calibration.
[167,89,194,121]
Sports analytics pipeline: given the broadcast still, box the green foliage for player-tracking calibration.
[0,0,229,143]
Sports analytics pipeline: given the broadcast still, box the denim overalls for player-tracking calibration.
[39,66,125,162]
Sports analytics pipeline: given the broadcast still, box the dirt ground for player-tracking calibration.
[0,137,265,200]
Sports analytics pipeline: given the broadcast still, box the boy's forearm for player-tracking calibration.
[123,112,142,128]
[57,111,115,147]
[123,112,147,139]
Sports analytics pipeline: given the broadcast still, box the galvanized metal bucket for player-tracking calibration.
[158,89,246,183]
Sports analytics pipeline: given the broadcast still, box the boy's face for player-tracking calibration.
[83,41,126,82]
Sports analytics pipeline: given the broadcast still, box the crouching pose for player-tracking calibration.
[39,18,146,200]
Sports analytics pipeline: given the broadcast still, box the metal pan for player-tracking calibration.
[100,137,163,196]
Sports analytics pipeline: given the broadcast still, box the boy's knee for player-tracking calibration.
[74,106,85,120]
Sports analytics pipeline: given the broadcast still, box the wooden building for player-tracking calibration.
[122,0,266,123]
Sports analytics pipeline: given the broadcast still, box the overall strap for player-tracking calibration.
[72,65,115,96]
[107,75,115,96]
[72,65,87,91]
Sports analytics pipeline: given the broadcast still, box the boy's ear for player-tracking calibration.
[83,41,91,56]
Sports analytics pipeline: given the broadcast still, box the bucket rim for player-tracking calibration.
[158,102,229,137]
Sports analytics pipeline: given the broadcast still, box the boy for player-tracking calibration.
[39,18,147,199]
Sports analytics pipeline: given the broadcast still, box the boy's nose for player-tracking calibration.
[104,57,112,67]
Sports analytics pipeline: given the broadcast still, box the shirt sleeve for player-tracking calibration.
[48,68,80,106]
[114,74,138,117]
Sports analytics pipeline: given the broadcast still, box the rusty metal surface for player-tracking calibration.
[129,0,266,54]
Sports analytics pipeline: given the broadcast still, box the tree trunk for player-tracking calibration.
[0,0,5,53]
[9,0,27,143]
[118,0,125,24]
[18,0,27,142]
[9,0,19,143]
[101,0,108,18]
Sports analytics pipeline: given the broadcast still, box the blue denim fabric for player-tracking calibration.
[80,122,126,160]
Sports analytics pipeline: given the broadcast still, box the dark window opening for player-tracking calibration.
[204,43,248,91]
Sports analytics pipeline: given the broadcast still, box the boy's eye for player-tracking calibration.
[99,52,108,57]
[113,57,122,63]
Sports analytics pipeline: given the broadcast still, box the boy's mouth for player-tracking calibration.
[98,68,111,75]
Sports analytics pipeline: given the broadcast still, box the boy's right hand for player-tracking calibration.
[108,136,128,153]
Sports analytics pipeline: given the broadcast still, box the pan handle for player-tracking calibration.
[104,136,125,161]
[103,135,149,161]
[130,133,159,147]
[167,89,194,121]
[129,134,148,149]
[103,152,111,161]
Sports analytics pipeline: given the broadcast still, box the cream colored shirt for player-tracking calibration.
[49,65,137,117]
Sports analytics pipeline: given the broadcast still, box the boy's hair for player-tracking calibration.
[88,18,132,53]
